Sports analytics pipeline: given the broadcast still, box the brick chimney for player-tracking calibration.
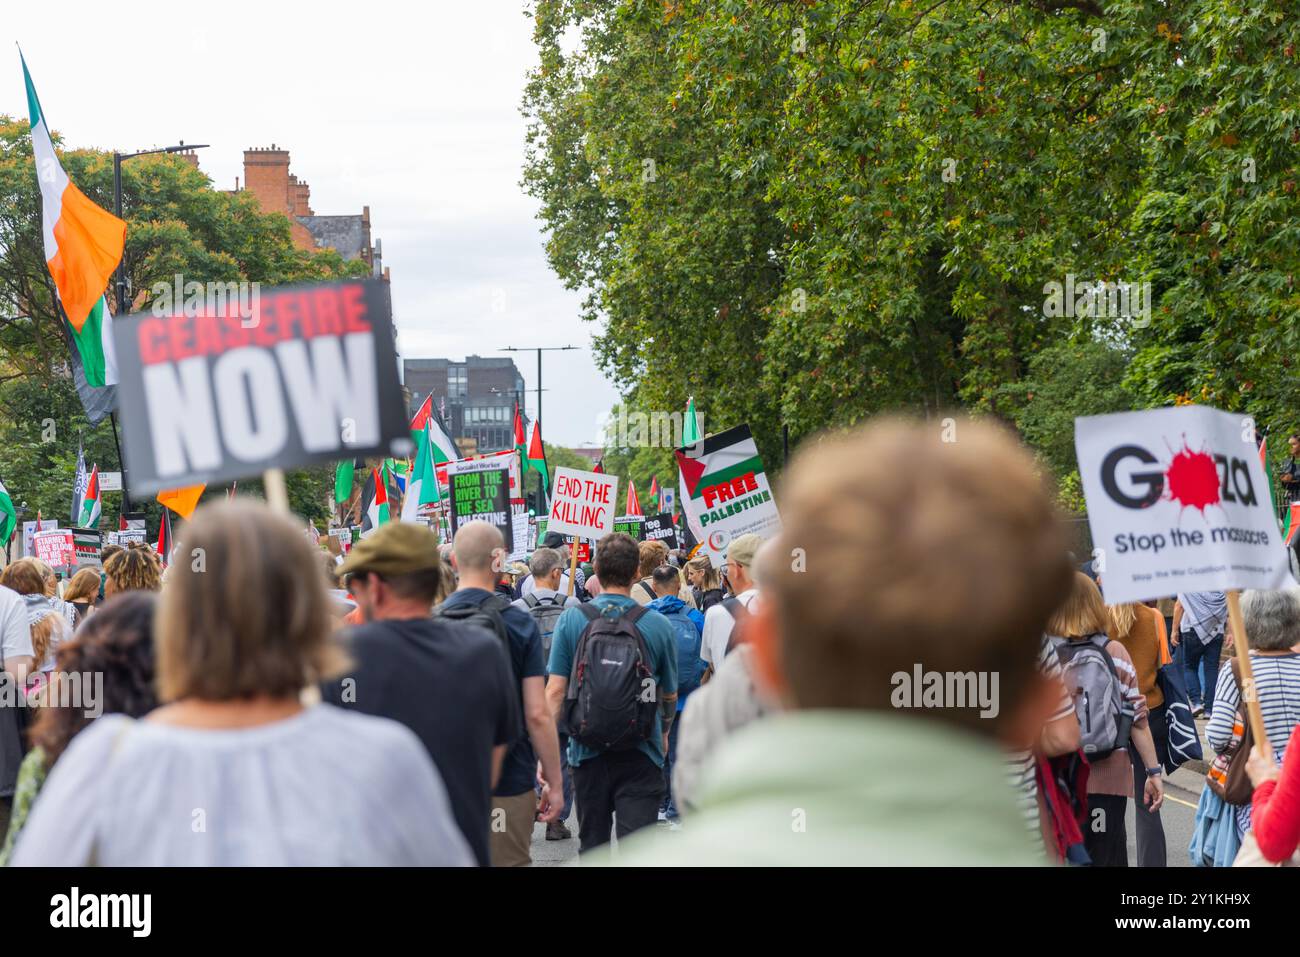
[242,145,292,215]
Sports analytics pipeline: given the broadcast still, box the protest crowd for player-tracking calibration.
[2,48,1300,873]
[1,410,1299,870]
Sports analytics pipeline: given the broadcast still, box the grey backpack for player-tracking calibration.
[1049,633,1135,760]
[522,592,565,661]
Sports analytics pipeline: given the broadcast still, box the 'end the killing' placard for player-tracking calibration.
[114,278,410,496]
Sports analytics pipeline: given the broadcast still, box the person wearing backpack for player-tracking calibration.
[647,563,705,824]
[512,546,581,841]
[544,532,679,854]
[1046,572,1165,866]
[439,522,564,867]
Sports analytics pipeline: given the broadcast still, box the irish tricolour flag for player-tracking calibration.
[77,465,101,528]
[22,54,126,394]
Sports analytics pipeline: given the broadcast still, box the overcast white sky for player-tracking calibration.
[4,0,616,447]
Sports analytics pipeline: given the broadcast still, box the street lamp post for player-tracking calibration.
[111,142,208,508]
[500,345,577,428]
[114,142,209,316]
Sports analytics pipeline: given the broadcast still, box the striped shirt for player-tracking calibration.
[1008,637,1076,837]
[1206,652,1300,832]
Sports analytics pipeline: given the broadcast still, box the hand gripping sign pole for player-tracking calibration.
[1226,590,1268,748]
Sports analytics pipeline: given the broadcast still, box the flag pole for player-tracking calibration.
[1226,589,1267,746]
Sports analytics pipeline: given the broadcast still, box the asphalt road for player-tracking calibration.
[528,718,1216,868]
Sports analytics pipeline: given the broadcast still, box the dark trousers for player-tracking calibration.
[660,718,681,818]
[1128,704,1168,867]
[1085,793,1129,867]
[572,750,664,854]
[538,732,575,822]
[1180,632,1224,712]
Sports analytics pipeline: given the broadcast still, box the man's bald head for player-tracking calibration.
[453,521,505,573]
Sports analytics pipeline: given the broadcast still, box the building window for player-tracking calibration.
[448,366,467,398]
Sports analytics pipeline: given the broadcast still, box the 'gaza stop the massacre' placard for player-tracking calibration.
[1075,405,1296,605]
[114,278,411,496]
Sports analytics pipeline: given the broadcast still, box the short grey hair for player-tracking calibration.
[529,547,563,579]
[1240,588,1300,651]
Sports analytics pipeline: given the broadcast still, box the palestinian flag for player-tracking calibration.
[525,419,550,493]
[334,459,356,505]
[1284,503,1300,546]
[22,54,126,421]
[157,484,204,520]
[77,465,101,527]
[409,395,436,449]
[401,424,442,521]
[677,396,705,543]
[155,507,173,567]
[0,478,16,547]
[625,479,642,517]
[428,412,457,488]
[649,475,660,511]
[593,459,604,474]
[514,404,527,466]
[360,468,390,538]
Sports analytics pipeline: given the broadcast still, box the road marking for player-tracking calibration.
[1162,793,1198,810]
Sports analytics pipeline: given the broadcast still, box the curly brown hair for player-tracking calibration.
[28,592,159,767]
[103,543,163,595]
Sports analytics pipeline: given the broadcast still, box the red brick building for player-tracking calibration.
[233,145,388,279]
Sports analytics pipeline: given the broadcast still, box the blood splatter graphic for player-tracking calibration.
[1164,441,1220,514]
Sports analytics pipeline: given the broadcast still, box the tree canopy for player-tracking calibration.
[523,0,1300,496]
[0,116,368,541]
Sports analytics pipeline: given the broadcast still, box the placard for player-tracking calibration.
[643,512,679,550]
[548,467,618,541]
[675,423,781,564]
[1075,405,1296,604]
[612,515,646,541]
[33,529,74,568]
[448,457,513,552]
[113,278,411,495]
[22,520,58,558]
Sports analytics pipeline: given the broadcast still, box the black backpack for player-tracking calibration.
[562,603,657,751]
[522,592,566,661]
[434,592,512,645]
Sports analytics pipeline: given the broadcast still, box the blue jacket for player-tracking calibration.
[649,595,705,708]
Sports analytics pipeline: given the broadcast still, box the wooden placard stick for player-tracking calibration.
[566,538,579,597]
[263,468,290,514]
[1225,589,1267,746]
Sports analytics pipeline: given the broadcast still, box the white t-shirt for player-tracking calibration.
[0,586,34,669]
[11,706,473,866]
[700,588,759,667]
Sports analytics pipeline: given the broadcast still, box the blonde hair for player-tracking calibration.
[30,612,62,670]
[63,567,101,605]
[637,539,669,579]
[686,554,719,591]
[769,416,1071,731]
[1107,601,1145,640]
[1047,572,1111,639]
[156,501,347,702]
